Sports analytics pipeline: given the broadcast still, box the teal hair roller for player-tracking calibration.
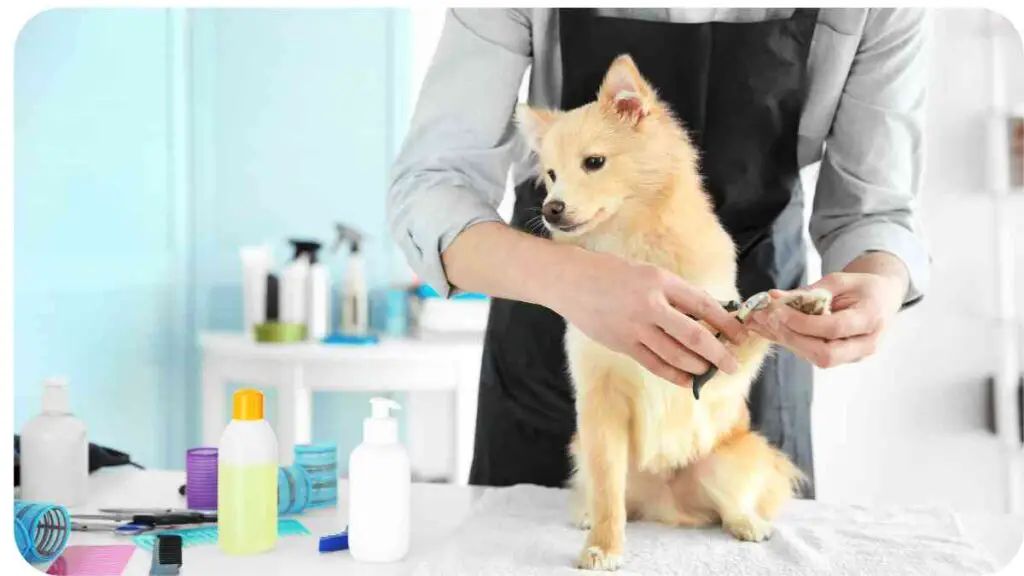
[14,500,71,564]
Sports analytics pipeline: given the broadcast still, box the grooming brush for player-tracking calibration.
[149,535,182,575]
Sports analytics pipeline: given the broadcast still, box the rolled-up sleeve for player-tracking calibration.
[387,9,533,297]
[810,8,932,306]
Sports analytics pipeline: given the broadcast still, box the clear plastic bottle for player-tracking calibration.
[348,397,410,563]
[19,377,88,508]
[218,389,278,555]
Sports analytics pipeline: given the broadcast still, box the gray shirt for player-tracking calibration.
[388,8,931,301]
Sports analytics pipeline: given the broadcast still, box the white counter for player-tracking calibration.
[37,468,1024,574]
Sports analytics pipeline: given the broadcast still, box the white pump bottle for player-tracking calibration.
[347,397,410,563]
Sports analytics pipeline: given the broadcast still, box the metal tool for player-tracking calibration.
[691,292,772,400]
[70,510,217,536]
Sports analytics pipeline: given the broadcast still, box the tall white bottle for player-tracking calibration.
[348,397,410,563]
[19,378,88,507]
[280,253,310,326]
[306,251,330,341]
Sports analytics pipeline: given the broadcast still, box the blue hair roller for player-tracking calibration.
[278,464,312,516]
[294,443,338,509]
[13,500,71,564]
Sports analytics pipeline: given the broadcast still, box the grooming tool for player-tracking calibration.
[133,518,311,551]
[185,447,218,510]
[45,545,136,575]
[691,292,772,400]
[294,443,339,509]
[149,535,183,575]
[72,511,217,536]
[14,500,72,564]
[318,527,349,553]
[279,464,313,515]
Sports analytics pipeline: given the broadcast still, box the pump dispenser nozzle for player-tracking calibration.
[363,397,401,444]
[369,397,400,419]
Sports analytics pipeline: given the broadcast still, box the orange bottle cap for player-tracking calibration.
[232,389,264,421]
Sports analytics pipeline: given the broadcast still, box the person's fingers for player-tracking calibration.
[744,312,779,341]
[631,343,695,388]
[775,304,880,340]
[767,319,880,368]
[663,278,746,345]
[642,326,712,375]
[654,305,738,374]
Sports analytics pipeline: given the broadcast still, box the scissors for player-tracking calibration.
[71,508,217,535]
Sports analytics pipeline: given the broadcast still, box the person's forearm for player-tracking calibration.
[843,251,910,301]
[442,222,591,311]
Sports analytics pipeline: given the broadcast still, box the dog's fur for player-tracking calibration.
[516,55,832,571]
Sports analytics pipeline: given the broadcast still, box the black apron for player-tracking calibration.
[469,8,820,499]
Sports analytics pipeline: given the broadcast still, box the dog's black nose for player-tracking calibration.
[542,200,566,224]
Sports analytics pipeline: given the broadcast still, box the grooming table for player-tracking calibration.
[411,485,1021,575]
[34,468,1022,575]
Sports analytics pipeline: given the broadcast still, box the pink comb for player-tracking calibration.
[46,545,136,575]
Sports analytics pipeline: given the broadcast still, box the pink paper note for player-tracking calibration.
[47,545,136,575]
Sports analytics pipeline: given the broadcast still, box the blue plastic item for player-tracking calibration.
[414,284,487,301]
[294,444,338,510]
[278,464,313,515]
[133,518,310,551]
[318,528,349,553]
[322,333,380,346]
[13,500,72,564]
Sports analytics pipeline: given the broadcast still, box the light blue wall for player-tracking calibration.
[14,8,412,469]
[15,9,183,467]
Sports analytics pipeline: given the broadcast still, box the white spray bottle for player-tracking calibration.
[333,224,368,336]
[348,397,410,563]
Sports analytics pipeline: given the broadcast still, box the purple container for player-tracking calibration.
[185,447,218,510]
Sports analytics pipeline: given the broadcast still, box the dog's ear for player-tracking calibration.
[515,104,558,151]
[598,54,655,126]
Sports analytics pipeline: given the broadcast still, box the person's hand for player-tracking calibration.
[549,250,747,387]
[746,253,910,368]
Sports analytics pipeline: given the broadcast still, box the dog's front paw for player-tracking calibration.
[723,515,774,542]
[782,288,832,316]
[576,545,622,571]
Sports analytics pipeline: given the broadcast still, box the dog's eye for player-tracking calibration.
[546,169,557,183]
[582,156,606,172]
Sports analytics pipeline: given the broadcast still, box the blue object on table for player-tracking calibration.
[318,528,349,553]
[14,500,72,564]
[414,284,487,301]
[382,288,410,336]
[322,333,379,346]
[279,464,313,515]
[294,444,338,510]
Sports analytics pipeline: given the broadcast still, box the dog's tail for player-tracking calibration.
[757,445,808,519]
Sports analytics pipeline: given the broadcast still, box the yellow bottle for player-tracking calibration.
[218,389,278,555]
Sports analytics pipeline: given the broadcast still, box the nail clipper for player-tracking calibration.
[691,291,772,400]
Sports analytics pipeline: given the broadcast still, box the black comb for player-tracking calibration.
[150,534,183,575]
